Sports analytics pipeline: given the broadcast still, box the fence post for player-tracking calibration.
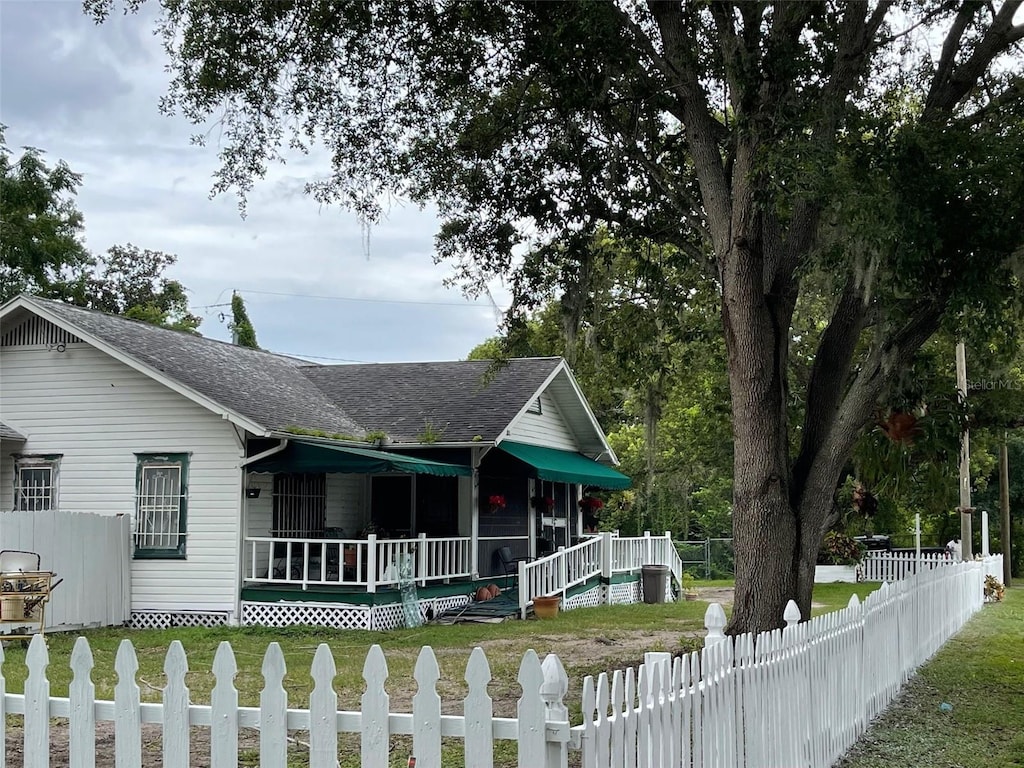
[541,654,570,768]
[644,531,652,565]
[981,510,990,557]
[704,602,727,648]
[783,599,801,628]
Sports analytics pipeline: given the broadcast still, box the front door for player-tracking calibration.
[537,480,571,551]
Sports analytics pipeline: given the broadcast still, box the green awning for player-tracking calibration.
[497,441,631,490]
[247,439,471,477]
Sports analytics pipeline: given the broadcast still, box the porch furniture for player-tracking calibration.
[496,546,534,588]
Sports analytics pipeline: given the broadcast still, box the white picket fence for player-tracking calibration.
[0,558,996,767]
[0,510,130,632]
[860,550,1006,585]
[0,635,573,768]
[573,557,995,768]
[860,550,951,582]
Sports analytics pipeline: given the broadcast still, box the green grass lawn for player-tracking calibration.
[838,585,1024,768]
[0,580,877,709]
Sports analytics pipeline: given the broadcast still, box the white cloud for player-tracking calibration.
[1,0,509,362]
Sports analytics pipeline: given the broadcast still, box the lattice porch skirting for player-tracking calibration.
[129,611,231,629]
[241,594,472,631]
[607,579,642,605]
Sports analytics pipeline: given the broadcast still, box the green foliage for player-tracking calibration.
[416,420,444,444]
[57,243,202,333]
[817,531,866,566]
[89,0,1024,631]
[0,127,89,301]
[229,291,259,348]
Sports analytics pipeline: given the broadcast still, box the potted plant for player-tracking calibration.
[681,572,699,601]
[984,575,1005,602]
[487,494,506,514]
[815,531,866,583]
[532,594,561,619]
[579,496,604,532]
[532,495,555,511]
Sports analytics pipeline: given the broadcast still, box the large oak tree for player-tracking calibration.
[90,0,1024,633]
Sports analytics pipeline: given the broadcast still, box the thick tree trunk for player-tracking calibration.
[721,228,800,634]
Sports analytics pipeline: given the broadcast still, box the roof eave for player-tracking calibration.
[3,296,271,438]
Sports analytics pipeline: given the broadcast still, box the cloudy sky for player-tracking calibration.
[0,1,511,362]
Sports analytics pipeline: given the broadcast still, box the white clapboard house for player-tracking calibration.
[0,295,632,630]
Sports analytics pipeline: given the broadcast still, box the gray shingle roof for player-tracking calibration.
[299,359,563,443]
[26,297,365,437]
[0,422,25,441]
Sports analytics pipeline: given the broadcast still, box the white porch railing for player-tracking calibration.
[518,531,682,617]
[243,534,473,591]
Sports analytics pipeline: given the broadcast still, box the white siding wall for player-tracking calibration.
[505,389,578,451]
[0,342,243,616]
[0,444,15,512]
[327,473,366,535]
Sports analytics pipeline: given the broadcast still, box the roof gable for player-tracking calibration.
[0,296,364,438]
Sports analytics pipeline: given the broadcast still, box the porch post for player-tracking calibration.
[470,449,481,579]
[601,532,613,606]
[367,534,377,594]
[528,478,537,557]
[417,532,428,587]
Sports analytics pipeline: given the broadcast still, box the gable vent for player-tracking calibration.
[0,315,82,348]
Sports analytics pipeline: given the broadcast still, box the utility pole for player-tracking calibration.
[956,341,973,560]
[1001,435,1012,586]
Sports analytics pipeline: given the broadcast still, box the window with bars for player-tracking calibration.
[272,473,326,538]
[14,455,61,511]
[134,453,189,558]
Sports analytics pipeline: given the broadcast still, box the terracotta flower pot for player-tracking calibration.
[532,595,560,619]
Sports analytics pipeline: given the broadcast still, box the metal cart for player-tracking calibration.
[0,550,58,640]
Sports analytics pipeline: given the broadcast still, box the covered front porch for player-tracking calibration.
[240,437,631,594]
[239,531,683,630]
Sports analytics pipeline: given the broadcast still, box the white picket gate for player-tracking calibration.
[573,558,995,768]
[0,510,130,632]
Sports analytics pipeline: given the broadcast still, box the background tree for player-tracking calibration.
[59,243,201,333]
[229,290,259,348]
[91,0,1024,632]
[0,128,89,302]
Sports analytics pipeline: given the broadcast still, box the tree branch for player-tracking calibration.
[645,1,733,257]
[924,0,1024,118]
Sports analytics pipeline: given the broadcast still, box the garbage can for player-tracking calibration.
[641,564,670,604]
